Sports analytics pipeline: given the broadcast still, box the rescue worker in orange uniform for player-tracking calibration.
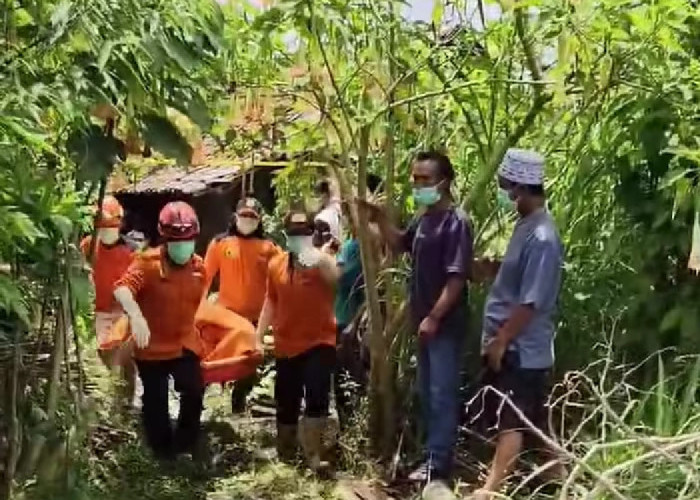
[256,210,339,472]
[203,197,281,413]
[80,195,135,404]
[113,201,206,460]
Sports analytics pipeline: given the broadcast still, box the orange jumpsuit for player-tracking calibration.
[80,236,133,345]
[114,247,206,361]
[203,236,281,323]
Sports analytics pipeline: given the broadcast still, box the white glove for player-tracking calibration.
[114,286,151,349]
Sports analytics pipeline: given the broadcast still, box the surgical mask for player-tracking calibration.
[412,183,442,207]
[286,235,313,255]
[167,240,195,265]
[98,228,120,245]
[497,188,516,211]
[235,216,259,236]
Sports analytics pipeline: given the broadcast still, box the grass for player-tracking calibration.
[17,349,340,500]
[15,343,700,500]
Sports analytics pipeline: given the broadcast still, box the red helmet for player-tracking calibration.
[158,201,200,241]
[95,195,124,228]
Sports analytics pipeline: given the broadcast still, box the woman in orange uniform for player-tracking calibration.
[256,210,339,472]
[80,196,135,403]
[113,201,207,460]
[203,197,281,413]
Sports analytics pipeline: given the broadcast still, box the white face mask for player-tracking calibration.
[236,216,259,236]
[98,228,120,245]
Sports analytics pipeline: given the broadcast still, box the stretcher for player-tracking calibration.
[98,301,263,385]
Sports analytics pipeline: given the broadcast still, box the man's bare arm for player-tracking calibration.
[497,304,535,344]
[428,275,466,321]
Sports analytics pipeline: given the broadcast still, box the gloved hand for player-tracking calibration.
[129,309,151,349]
[114,286,151,349]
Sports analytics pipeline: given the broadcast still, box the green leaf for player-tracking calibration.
[140,113,192,165]
[50,0,72,27]
[49,214,73,241]
[432,1,444,26]
[251,7,285,31]
[659,307,682,332]
[678,357,700,426]
[170,92,212,131]
[69,270,94,314]
[210,0,225,30]
[13,8,35,28]
[655,355,666,434]
[0,209,46,245]
[0,274,30,325]
[0,117,51,152]
[66,125,124,184]
[97,40,117,72]
[142,35,168,71]
[161,35,199,73]
[680,308,700,342]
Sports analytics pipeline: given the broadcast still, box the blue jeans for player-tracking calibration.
[418,320,464,476]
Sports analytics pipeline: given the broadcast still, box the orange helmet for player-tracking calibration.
[95,195,124,228]
[158,201,200,241]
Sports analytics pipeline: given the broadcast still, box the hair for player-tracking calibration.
[414,150,455,183]
[283,210,315,234]
[315,180,331,196]
[367,173,382,194]
[521,184,545,197]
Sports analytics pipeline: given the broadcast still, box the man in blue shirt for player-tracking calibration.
[361,151,473,483]
[472,149,565,500]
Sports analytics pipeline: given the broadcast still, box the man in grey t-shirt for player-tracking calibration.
[472,149,565,500]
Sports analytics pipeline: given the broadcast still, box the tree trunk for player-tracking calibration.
[3,325,22,500]
[353,126,394,458]
[46,309,65,422]
[87,176,107,265]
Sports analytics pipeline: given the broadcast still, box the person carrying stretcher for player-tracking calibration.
[113,201,207,460]
[203,197,281,413]
[256,209,339,473]
[80,195,135,408]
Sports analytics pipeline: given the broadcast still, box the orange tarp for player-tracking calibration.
[99,301,262,384]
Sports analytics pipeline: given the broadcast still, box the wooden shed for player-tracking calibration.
[113,165,277,255]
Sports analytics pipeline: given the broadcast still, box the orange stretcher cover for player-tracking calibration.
[98,302,262,384]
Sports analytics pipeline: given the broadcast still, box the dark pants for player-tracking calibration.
[470,351,551,444]
[231,373,258,413]
[334,324,369,429]
[136,350,204,458]
[418,320,464,478]
[275,345,335,425]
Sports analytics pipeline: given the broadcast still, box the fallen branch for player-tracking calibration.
[467,385,631,500]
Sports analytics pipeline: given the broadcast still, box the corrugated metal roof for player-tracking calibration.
[114,165,242,195]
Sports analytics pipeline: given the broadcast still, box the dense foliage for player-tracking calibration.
[1,0,699,498]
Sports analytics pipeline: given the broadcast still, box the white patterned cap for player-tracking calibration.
[498,148,545,185]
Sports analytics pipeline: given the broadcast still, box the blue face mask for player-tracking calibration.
[167,240,195,265]
[412,184,442,207]
[286,235,313,255]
